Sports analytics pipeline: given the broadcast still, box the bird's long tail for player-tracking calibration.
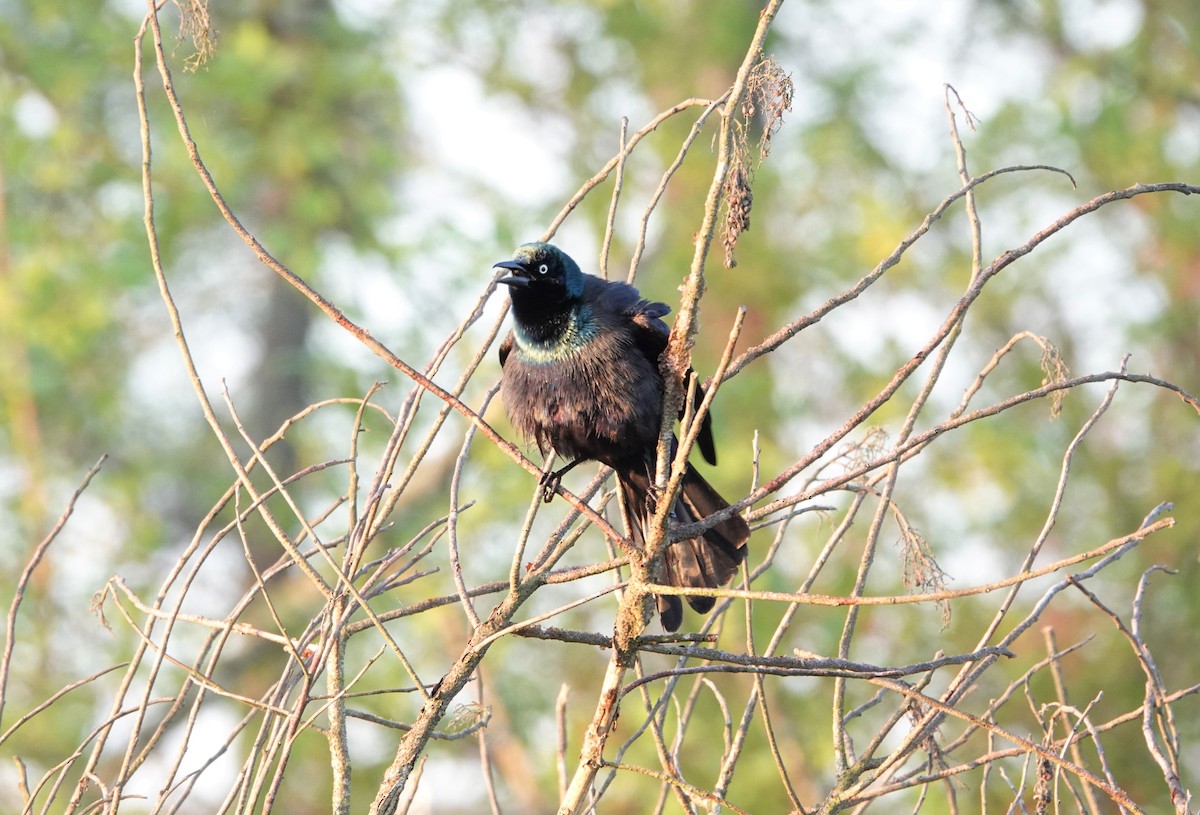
[617,462,750,631]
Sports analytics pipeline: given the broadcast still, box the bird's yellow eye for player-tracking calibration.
[538,264,549,275]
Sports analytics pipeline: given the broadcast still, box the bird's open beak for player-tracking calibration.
[493,260,529,287]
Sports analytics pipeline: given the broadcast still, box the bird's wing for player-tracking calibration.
[685,369,718,466]
[628,299,671,350]
[498,331,514,367]
[628,299,719,466]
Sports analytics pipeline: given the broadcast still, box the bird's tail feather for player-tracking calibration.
[618,462,750,632]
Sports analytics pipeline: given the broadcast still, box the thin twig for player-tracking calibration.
[0,456,106,728]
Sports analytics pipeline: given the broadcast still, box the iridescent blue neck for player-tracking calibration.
[512,302,598,363]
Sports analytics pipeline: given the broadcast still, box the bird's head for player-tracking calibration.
[493,242,585,299]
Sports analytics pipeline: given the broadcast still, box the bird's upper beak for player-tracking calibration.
[493,259,530,288]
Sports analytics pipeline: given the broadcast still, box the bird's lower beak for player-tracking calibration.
[493,260,529,287]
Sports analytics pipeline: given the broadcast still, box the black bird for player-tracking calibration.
[494,242,750,631]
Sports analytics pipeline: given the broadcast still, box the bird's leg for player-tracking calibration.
[539,457,585,503]
[641,458,664,507]
[643,483,661,514]
[645,485,680,522]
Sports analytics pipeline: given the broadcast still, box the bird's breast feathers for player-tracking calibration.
[510,304,601,364]
[501,318,662,461]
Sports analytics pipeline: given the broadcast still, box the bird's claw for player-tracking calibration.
[538,457,583,503]
[539,470,561,503]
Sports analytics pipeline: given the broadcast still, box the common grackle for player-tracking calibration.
[494,242,750,631]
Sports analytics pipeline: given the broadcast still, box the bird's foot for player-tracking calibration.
[538,470,562,503]
[538,457,585,503]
